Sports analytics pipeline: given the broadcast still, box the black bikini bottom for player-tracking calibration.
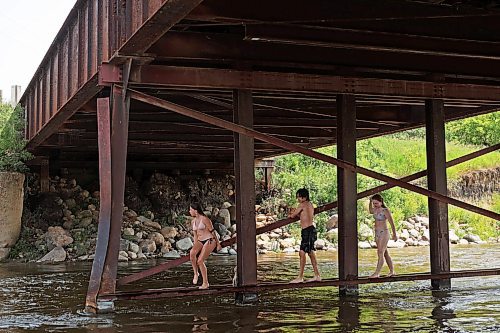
[199,238,214,245]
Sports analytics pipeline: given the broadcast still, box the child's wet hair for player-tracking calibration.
[296,188,310,201]
[370,194,387,208]
[190,202,206,215]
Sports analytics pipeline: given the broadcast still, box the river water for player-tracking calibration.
[0,244,499,332]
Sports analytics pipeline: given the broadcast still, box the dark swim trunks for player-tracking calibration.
[300,226,317,253]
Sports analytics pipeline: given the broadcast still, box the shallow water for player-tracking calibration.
[0,244,499,332]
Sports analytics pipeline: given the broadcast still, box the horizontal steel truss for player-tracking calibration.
[107,268,500,301]
[100,64,500,103]
[111,87,499,291]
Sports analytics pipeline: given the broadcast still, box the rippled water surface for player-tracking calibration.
[0,244,499,332]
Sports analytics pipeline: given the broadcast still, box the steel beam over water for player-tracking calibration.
[337,94,358,296]
[108,268,500,301]
[426,99,451,290]
[233,89,258,304]
[85,97,112,313]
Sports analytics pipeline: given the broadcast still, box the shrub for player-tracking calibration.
[0,103,32,172]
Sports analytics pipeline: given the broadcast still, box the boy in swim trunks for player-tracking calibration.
[288,188,321,283]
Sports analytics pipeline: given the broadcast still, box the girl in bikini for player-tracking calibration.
[369,194,397,278]
[189,202,222,289]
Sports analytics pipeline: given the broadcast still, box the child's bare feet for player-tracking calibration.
[290,277,304,284]
[199,283,209,289]
[369,273,380,278]
[193,274,199,285]
[306,276,322,282]
[386,271,395,277]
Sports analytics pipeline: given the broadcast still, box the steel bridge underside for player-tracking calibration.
[18,0,500,312]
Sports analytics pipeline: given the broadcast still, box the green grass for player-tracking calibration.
[358,137,500,180]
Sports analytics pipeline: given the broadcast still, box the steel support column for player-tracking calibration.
[233,89,258,304]
[337,94,358,296]
[40,158,50,193]
[425,99,451,290]
[85,86,129,313]
[100,87,130,295]
[85,97,112,313]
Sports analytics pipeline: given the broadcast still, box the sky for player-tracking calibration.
[0,0,77,103]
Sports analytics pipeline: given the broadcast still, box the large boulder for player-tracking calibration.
[45,226,74,249]
[326,214,338,230]
[0,248,11,261]
[449,229,460,244]
[0,172,25,248]
[160,226,178,239]
[38,246,67,263]
[176,237,194,251]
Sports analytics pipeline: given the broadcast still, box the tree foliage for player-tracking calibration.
[446,111,499,146]
[0,103,32,172]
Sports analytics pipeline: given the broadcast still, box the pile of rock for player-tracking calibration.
[16,175,239,263]
[357,215,485,249]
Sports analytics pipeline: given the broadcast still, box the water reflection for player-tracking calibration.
[0,244,499,332]
[232,307,260,333]
[192,315,209,332]
[431,290,458,333]
[337,296,360,332]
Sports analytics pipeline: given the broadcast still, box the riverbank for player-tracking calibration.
[5,174,498,263]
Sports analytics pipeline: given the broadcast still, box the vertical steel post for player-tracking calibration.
[233,89,258,304]
[100,86,130,295]
[85,97,112,313]
[337,94,359,296]
[40,158,50,193]
[425,99,451,290]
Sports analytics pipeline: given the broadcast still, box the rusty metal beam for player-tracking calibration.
[85,97,112,313]
[186,0,488,23]
[125,66,500,102]
[40,158,50,193]
[55,160,234,170]
[337,94,358,295]
[127,88,500,220]
[26,75,102,151]
[426,99,451,290]
[149,31,500,79]
[116,0,203,55]
[245,24,500,58]
[109,268,500,301]
[233,89,258,304]
[99,86,130,295]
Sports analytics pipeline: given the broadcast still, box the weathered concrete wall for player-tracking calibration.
[0,172,25,258]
